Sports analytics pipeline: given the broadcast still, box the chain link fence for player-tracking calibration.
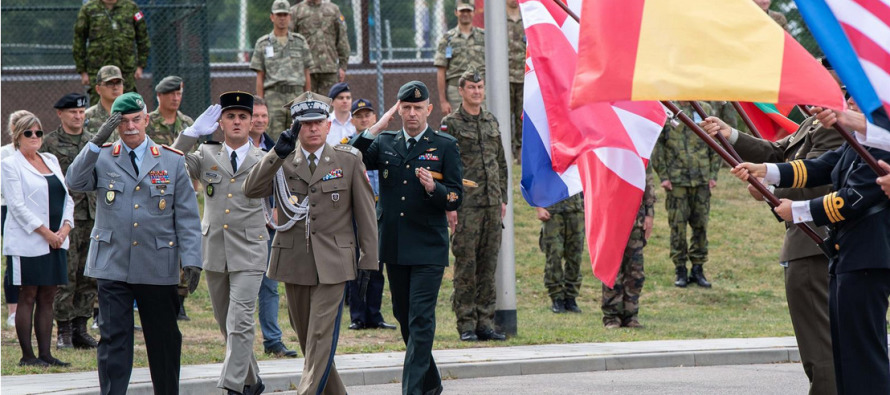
[2,0,822,144]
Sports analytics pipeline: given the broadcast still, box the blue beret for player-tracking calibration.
[328,82,350,99]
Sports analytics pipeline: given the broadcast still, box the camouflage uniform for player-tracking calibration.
[146,110,194,146]
[444,104,508,334]
[434,27,486,111]
[42,126,97,321]
[73,0,149,105]
[651,102,721,269]
[539,194,585,302]
[84,103,111,139]
[507,13,526,161]
[250,31,314,140]
[602,167,655,326]
[289,1,350,98]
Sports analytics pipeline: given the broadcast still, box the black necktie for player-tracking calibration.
[230,151,238,173]
[308,153,317,175]
[407,137,417,152]
[129,150,138,173]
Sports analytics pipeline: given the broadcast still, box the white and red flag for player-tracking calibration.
[519,0,666,287]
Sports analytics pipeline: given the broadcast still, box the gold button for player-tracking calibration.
[259,235,264,240]
[400,212,404,217]
[135,186,140,191]
[227,193,233,198]
[225,209,230,214]
[134,204,139,209]
[401,196,405,201]
[133,223,138,227]
[169,241,174,246]
[108,184,113,188]
[403,180,407,184]
[94,235,99,240]
[132,241,138,246]
[405,164,410,169]
[223,224,229,229]
[230,178,236,183]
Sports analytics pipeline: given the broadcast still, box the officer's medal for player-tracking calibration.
[206,184,214,197]
[105,191,115,205]
[289,195,299,205]
[159,198,167,211]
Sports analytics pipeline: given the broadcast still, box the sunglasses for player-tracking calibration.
[23,130,44,138]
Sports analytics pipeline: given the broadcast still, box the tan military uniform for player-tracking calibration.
[289,1,350,97]
[250,31,314,140]
[243,144,377,395]
[434,26,486,111]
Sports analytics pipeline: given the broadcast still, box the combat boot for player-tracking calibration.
[177,295,190,321]
[72,317,99,349]
[689,264,712,288]
[603,317,621,329]
[563,298,582,313]
[551,298,566,314]
[674,266,688,288]
[56,320,73,349]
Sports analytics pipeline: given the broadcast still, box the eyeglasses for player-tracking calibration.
[102,80,124,87]
[23,130,44,138]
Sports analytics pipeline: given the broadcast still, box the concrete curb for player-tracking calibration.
[4,337,802,395]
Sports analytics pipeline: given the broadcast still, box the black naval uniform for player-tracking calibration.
[350,83,463,394]
[774,143,890,395]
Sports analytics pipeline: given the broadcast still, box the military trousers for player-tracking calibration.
[311,73,339,103]
[509,82,524,161]
[785,255,836,395]
[284,281,347,395]
[387,263,444,395]
[539,210,584,301]
[54,218,97,320]
[206,270,263,392]
[451,205,502,333]
[829,268,890,395]
[665,186,710,267]
[601,222,646,324]
[265,87,303,142]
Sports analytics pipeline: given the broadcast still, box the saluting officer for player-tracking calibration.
[65,93,202,395]
[172,92,267,395]
[350,81,464,395]
[244,92,377,395]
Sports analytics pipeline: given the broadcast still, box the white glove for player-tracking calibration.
[182,104,221,138]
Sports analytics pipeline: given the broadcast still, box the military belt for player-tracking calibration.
[270,84,300,94]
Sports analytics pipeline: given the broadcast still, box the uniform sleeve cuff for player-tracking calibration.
[791,201,813,224]
[764,163,781,185]
[728,128,740,144]
[88,142,101,153]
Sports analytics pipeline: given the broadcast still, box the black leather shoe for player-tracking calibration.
[264,344,298,358]
[372,321,397,330]
[226,390,243,395]
[476,328,507,341]
[348,320,365,330]
[551,299,566,313]
[459,330,478,341]
[674,266,689,288]
[40,356,71,367]
[243,377,265,395]
[19,357,50,367]
[563,298,582,313]
[423,385,444,395]
[690,264,712,288]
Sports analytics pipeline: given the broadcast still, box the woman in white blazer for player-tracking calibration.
[1,111,74,367]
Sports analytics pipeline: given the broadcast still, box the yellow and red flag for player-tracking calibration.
[570,0,845,110]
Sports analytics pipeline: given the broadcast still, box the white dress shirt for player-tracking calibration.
[225,141,251,170]
[326,113,356,146]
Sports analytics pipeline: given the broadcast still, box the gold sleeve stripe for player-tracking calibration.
[791,160,808,188]
[831,192,845,222]
[790,160,802,188]
[798,161,808,188]
[823,195,838,223]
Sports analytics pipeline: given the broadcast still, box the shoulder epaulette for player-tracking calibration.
[379,130,399,136]
[334,145,359,155]
[435,131,458,142]
[162,145,184,156]
[202,140,222,145]
[101,142,113,148]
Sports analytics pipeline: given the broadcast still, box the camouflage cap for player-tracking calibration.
[111,92,146,115]
[54,93,88,109]
[96,65,123,83]
[271,0,290,14]
[456,0,475,11]
[287,91,332,121]
[351,98,375,115]
[219,91,254,114]
[155,76,183,94]
[459,67,483,84]
[397,81,429,103]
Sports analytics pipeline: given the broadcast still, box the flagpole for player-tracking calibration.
[798,105,889,177]
[662,101,833,257]
[689,101,743,162]
[732,102,763,139]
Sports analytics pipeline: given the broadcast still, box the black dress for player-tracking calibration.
[12,174,68,286]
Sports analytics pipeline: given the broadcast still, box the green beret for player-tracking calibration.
[397,81,429,103]
[155,76,183,94]
[460,67,483,84]
[111,92,146,115]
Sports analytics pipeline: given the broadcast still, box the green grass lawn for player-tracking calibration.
[2,166,796,375]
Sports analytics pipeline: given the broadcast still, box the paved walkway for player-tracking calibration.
[3,337,801,395]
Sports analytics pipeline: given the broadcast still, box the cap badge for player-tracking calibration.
[236,96,240,102]
[136,99,144,108]
[414,88,421,98]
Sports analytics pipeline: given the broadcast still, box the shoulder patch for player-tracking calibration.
[334,145,359,155]
[162,145,184,156]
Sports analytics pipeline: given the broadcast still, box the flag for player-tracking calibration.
[795,0,890,137]
[738,102,800,141]
[519,0,666,287]
[570,0,845,111]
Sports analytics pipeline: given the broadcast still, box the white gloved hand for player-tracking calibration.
[182,104,221,137]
